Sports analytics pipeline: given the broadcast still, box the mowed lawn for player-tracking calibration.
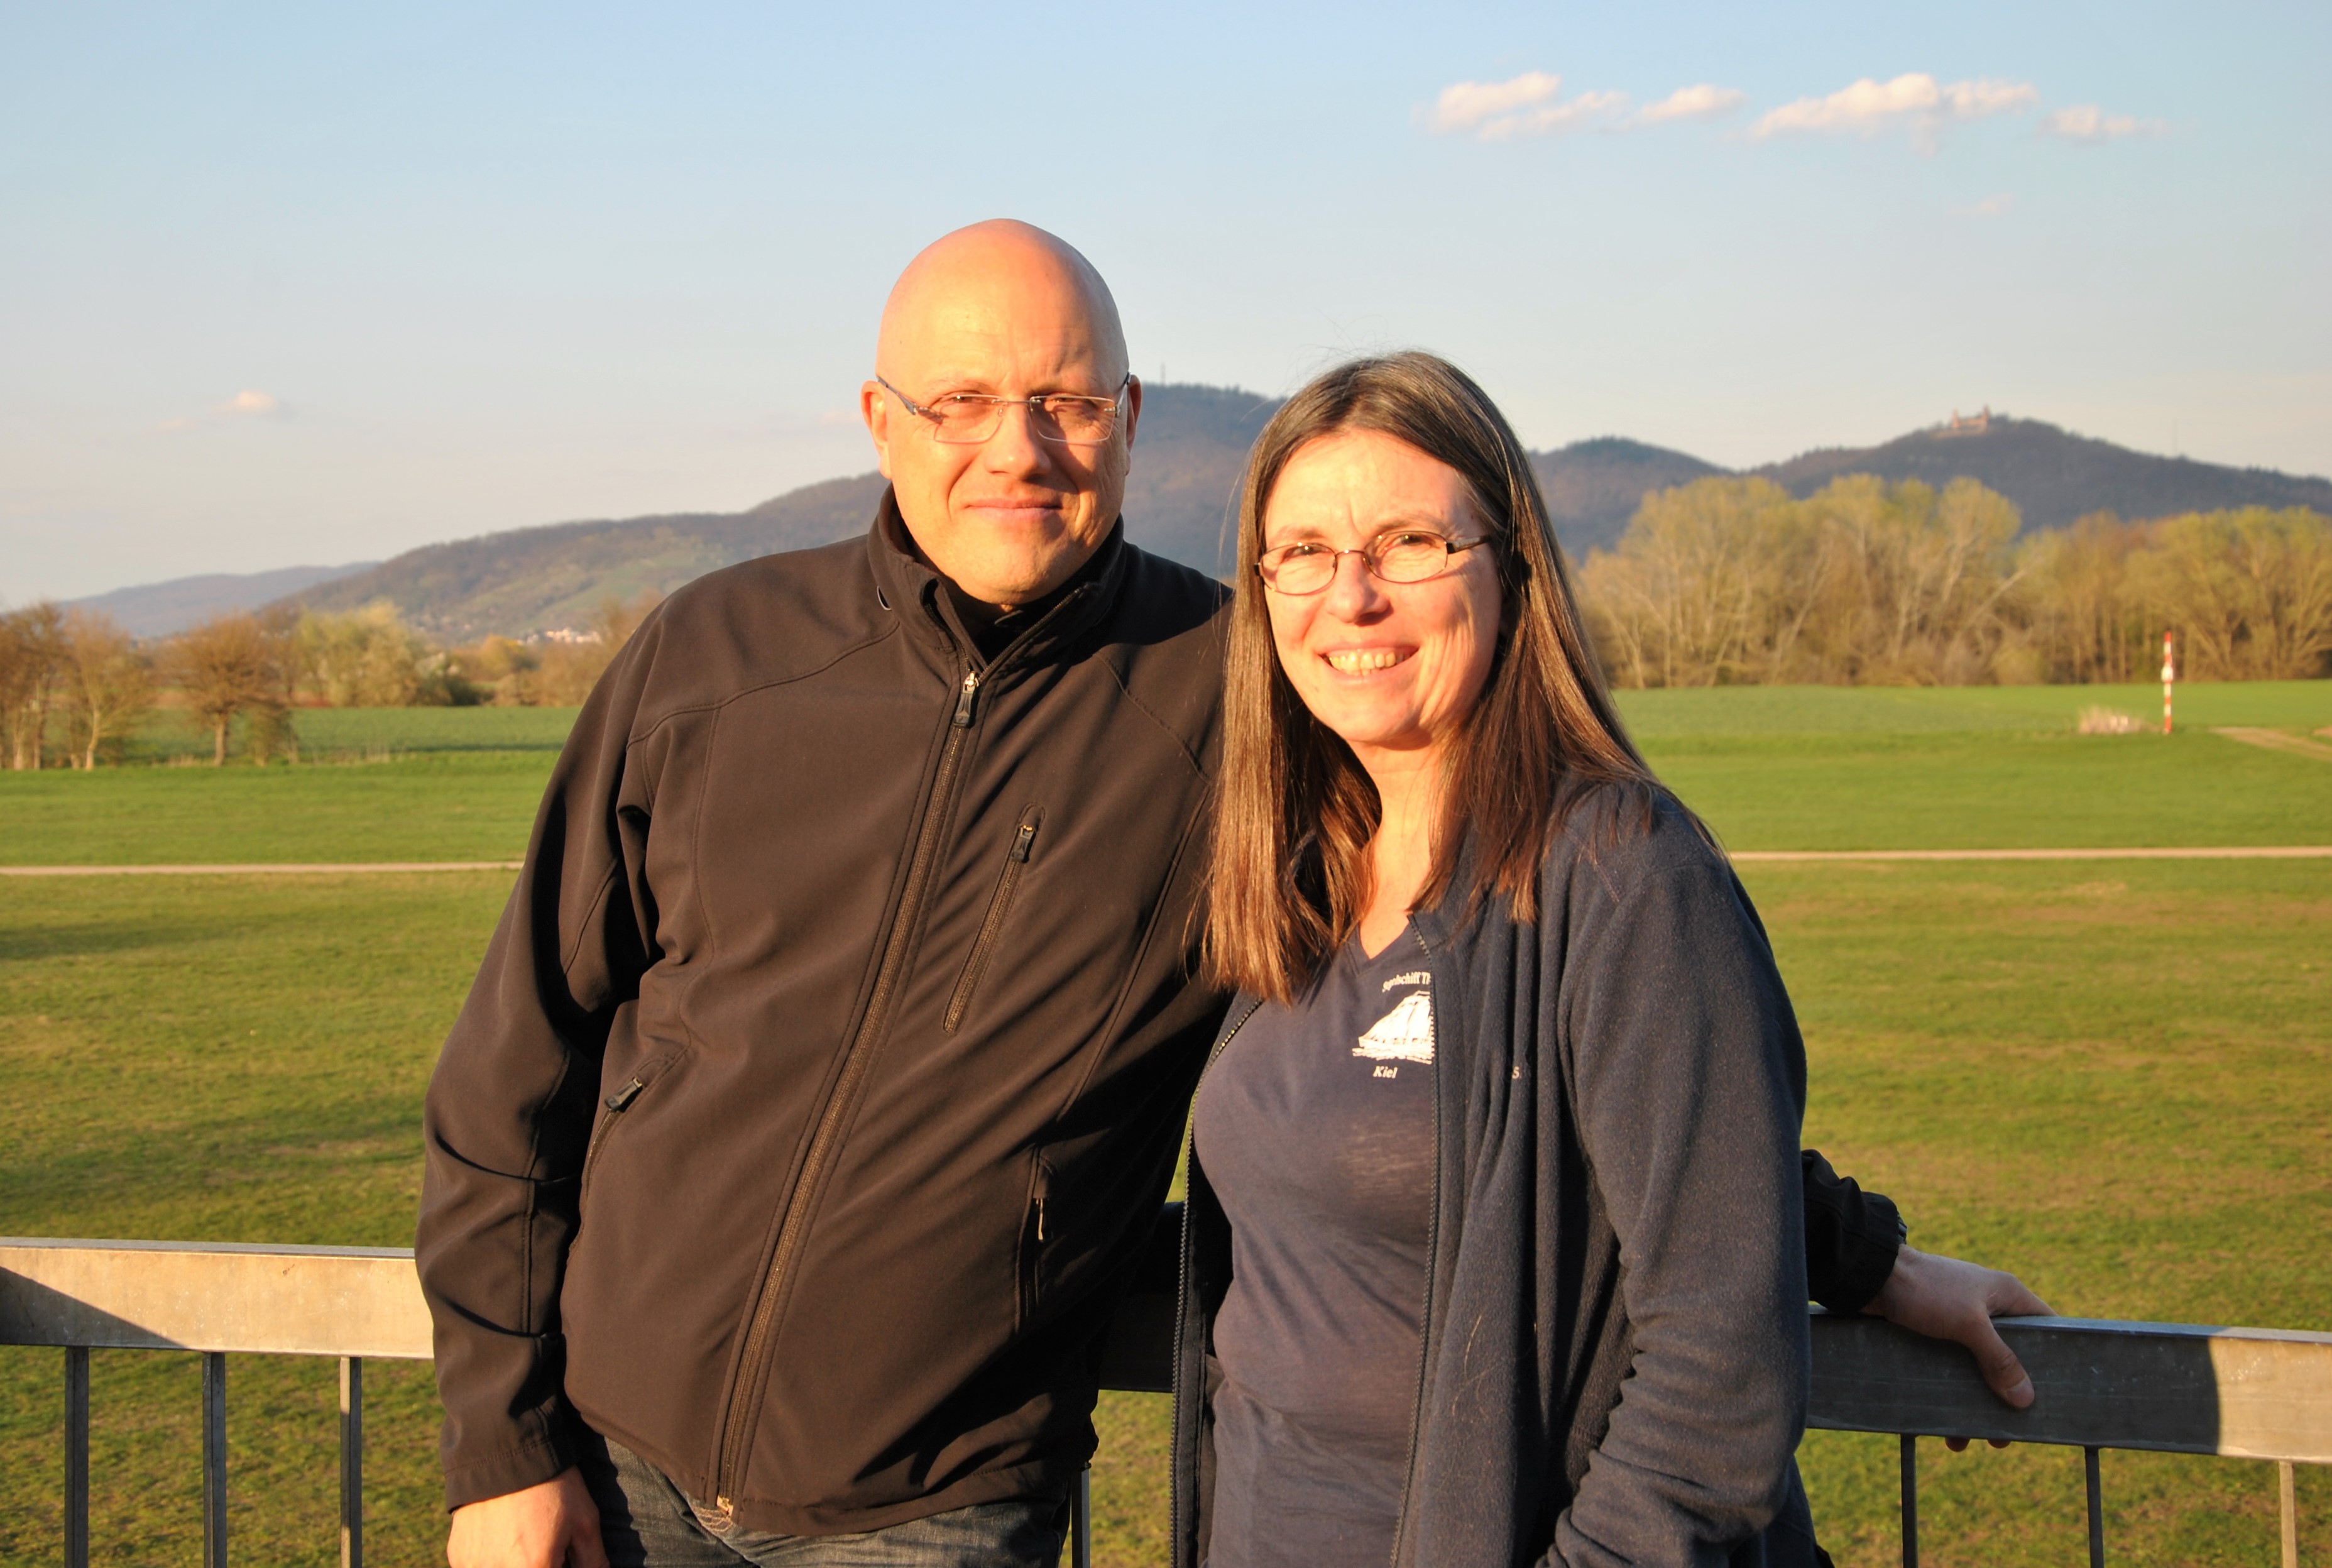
[1,684,2328,1565]
[3,708,575,866]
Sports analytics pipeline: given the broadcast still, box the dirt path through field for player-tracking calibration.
[1731,845,2332,862]
[0,861,522,875]
[5,850,2328,874]
[2214,726,2332,762]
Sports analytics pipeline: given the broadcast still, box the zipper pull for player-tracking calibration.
[604,1078,646,1112]
[1036,1197,1046,1243]
[953,669,982,727]
[1009,823,1036,863]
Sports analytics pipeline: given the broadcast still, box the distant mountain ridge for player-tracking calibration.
[295,383,1282,639]
[65,561,377,637]
[68,385,2329,640]
[1751,415,2332,532]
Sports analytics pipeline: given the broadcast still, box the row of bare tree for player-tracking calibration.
[0,592,664,767]
[0,603,301,769]
[0,604,158,769]
[1577,478,2332,688]
[9,491,2325,764]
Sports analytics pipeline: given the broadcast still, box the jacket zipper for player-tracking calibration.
[943,806,1042,1033]
[710,664,985,1516]
[1169,995,1261,1556]
[1016,1161,1051,1332]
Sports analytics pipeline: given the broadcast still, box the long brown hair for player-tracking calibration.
[1205,351,1664,1002]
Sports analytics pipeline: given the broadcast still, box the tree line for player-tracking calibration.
[8,485,2328,767]
[1576,478,2332,688]
[0,592,659,767]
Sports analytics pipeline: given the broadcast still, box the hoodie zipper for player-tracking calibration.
[709,663,983,1517]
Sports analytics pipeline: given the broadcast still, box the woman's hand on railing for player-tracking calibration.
[1863,1245,2055,1450]
[447,1467,607,1568]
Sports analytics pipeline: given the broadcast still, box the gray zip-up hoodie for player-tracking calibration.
[1172,789,1820,1567]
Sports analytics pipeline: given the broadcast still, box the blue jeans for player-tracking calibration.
[578,1431,1068,1567]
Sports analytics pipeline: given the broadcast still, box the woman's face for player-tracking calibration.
[1260,429,1503,773]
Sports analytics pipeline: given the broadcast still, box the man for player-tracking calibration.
[420,221,2045,1568]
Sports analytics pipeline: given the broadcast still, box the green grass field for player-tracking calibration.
[2,683,2328,1564]
[4,708,576,865]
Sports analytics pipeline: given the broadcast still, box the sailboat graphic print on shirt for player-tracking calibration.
[1353,992,1435,1065]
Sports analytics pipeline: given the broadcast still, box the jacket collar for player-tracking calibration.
[866,486,1129,672]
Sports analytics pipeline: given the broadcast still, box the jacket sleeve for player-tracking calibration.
[1803,1149,1905,1312]
[413,633,660,1511]
[1552,856,1811,1567]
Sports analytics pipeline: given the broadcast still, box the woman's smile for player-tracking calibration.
[1321,646,1412,674]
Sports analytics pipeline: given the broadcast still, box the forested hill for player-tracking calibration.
[293,384,1280,639]
[1753,415,2332,532]
[257,387,2328,639]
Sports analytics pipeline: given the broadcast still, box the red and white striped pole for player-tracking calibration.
[2160,631,2176,735]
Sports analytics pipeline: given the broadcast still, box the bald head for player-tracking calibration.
[877,220,1127,386]
[862,220,1141,610]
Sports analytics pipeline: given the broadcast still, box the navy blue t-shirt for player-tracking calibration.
[1193,927,1437,1568]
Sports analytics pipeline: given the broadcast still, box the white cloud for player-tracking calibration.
[2040,105,2168,145]
[1426,72,1628,140]
[1937,79,2039,119]
[224,390,283,416]
[1954,192,2016,218]
[1481,89,1629,141]
[1751,73,2038,150]
[1631,84,1747,126]
[1428,72,1564,135]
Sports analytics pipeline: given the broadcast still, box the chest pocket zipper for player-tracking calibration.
[943,806,1043,1033]
[579,1055,674,1213]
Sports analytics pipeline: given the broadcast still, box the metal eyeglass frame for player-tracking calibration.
[1256,534,1489,595]
[873,373,1132,446]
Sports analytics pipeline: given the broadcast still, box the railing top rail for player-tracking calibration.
[0,1237,434,1360]
[1807,1310,2332,1464]
[6,1236,2330,1462]
[1921,1312,2332,1347]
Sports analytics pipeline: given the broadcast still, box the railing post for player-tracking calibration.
[1068,1466,1092,1568]
[2280,1461,2299,1568]
[202,1351,227,1568]
[340,1357,363,1568]
[2084,1445,2104,1567]
[63,1346,89,1568]
[1898,1433,1918,1568]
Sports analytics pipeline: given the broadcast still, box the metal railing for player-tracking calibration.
[7,1222,2328,1568]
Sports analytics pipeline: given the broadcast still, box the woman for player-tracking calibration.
[1173,353,1825,1567]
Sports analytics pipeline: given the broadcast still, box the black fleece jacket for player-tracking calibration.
[416,507,1231,1530]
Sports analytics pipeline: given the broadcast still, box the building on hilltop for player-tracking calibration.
[1938,406,1993,437]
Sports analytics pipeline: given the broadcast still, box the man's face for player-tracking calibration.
[863,243,1141,608]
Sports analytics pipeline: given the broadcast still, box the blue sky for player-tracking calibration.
[4,1,2326,601]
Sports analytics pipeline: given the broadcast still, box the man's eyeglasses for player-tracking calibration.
[875,374,1131,447]
[1256,532,1488,596]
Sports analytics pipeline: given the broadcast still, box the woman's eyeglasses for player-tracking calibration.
[1256,532,1487,596]
[875,375,1131,446]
